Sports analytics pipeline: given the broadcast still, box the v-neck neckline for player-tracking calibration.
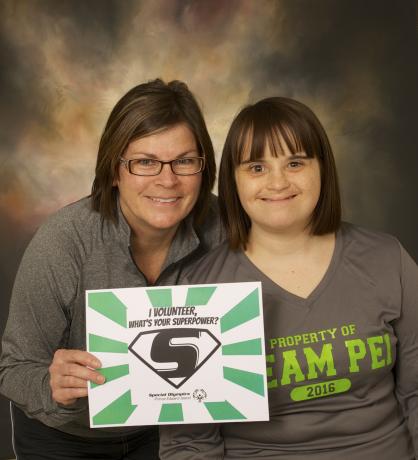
[236,228,343,308]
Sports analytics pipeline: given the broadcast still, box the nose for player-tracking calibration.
[155,162,179,187]
[266,166,290,191]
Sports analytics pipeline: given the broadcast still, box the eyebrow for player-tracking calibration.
[128,150,199,159]
[240,153,309,165]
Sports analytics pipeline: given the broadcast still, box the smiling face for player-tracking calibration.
[235,140,321,237]
[115,123,202,238]
[219,97,341,249]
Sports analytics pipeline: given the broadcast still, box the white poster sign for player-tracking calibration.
[86,282,268,427]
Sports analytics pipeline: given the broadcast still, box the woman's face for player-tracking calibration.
[235,138,321,236]
[115,123,202,238]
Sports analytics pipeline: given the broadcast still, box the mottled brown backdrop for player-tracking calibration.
[1,1,417,457]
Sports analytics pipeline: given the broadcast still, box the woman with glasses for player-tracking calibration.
[0,79,224,459]
[160,97,418,459]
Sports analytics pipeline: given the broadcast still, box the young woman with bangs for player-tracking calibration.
[159,97,418,459]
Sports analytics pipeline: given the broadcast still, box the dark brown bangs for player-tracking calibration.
[233,101,319,165]
[268,107,320,159]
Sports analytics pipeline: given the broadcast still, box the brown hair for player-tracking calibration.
[218,97,341,249]
[91,79,216,225]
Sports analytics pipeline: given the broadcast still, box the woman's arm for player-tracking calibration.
[393,244,418,457]
[0,220,103,425]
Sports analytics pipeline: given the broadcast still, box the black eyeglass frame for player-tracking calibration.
[119,156,206,176]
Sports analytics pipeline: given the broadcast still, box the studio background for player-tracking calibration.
[1,1,417,457]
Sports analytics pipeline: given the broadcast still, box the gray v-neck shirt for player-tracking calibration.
[160,223,418,459]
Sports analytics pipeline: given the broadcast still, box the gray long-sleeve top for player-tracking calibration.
[0,195,224,438]
[160,223,418,459]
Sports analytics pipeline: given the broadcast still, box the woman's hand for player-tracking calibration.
[49,349,105,406]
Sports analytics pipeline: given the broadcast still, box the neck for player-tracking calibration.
[246,225,318,258]
[131,225,178,257]
[244,225,336,299]
[129,225,180,284]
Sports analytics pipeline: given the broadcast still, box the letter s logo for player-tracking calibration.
[129,328,221,388]
[150,329,200,379]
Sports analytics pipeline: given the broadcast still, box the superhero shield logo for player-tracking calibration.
[128,328,221,388]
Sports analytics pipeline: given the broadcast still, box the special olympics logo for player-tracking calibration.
[129,328,221,388]
[193,389,207,402]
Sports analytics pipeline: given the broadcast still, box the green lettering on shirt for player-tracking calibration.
[281,350,305,385]
[345,338,366,372]
[266,353,278,388]
[304,343,337,379]
[367,335,386,370]
[384,333,392,365]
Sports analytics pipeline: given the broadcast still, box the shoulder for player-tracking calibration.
[41,196,100,234]
[25,196,103,263]
[184,242,239,284]
[342,222,400,251]
[341,222,406,274]
[13,198,104,296]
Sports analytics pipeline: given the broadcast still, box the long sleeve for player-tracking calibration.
[159,423,224,459]
[393,244,418,457]
[0,220,85,427]
[0,194,225,437]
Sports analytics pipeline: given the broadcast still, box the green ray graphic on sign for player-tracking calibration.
[220,288,259,333]
[88,292,127,327]
[92,390,137,425]
[185,286,217,306]
[204,401,246,420]
[223,366,265,396]
[90,364,130,389]
[147,288,172,307]
[158,403,184,422]
[89,334,128,353]
[222,338,262,355]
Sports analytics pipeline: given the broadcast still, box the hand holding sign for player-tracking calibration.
[49,349,105,405]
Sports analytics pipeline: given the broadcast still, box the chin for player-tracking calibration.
[259,217,309,233]
[149,218,184,231]
[145,206,195,232]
